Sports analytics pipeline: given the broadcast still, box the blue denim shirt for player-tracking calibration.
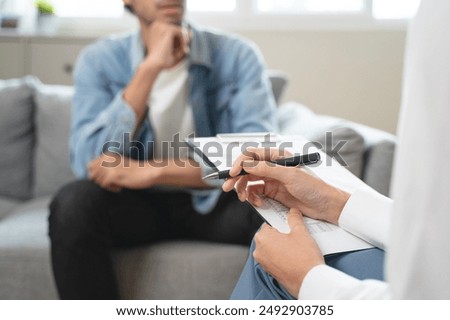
[71,23,277,213]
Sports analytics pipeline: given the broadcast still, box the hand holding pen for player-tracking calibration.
[203,150,320,181]
[221,147,348,225]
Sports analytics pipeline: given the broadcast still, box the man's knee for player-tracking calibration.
[48,180,108,244]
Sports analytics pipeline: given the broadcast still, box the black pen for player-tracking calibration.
[202,152,321,181]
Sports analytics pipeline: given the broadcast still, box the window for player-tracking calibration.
[51,0,237,17]
[372,0,421,19]
[48,0,421,19]
[187,0,236,12]
[256,0,420,18]
[53,0,123,18]
[257,0,365,14]
[48,0,422,30]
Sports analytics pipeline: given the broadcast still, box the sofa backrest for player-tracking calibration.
[278,102,396,196]
[0,77,74,200]
[0,76,396,200]
[0,71,291,200]
[33,82,75,198]
[0,77,36,200]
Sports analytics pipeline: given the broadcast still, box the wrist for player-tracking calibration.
[142,55,165,73]
[122,60,161,120]
[326,188,350,225]
[296,262,325,295]
[145,162,164,185]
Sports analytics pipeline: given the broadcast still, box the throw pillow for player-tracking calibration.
[312,126,365,179]
[0,77,36,200]
[278,102,365,178]
[33,83,75,197]
[363,140,395,196]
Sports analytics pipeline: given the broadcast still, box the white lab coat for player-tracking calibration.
[299,0,450,299]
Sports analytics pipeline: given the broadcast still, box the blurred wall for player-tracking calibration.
[238,30,406,134]
[1,18,406,134]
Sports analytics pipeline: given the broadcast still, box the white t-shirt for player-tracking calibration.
[148,59,195,158]
[299,0,450,299]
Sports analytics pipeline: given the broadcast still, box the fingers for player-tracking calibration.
[222,172,266,197]
[234,175,250,201]
[255,209,305,246]
[104,183,122,193]
[229,147,292,177]
[242,160,295,185]
[222,172,264,192]
[182,28,191,54]
[172,27,188,61]
[286,208,305,232]
[253,223,276,262]
[247,184,265,207]
[222,177,236,192]
[88,157,102,180]
[255,223,275,242]
[144,21,189,69]
[93,167,110,189]
[87,154,123,191]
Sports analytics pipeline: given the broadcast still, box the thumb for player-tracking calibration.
[242,160,292,183]
[287,208,305,232]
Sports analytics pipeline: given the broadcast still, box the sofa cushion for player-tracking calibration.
[114,241,249,299]
[33,83,75,197]
[0,77,36,200]
[0,197,58,299]
[0,197,19,221]
[0,195,249,300]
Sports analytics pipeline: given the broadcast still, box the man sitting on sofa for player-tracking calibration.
[48,0,277,299]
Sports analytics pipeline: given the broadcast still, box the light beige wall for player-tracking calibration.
[237,30,407,134]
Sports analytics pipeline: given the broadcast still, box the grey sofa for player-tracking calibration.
[0,76,396,300]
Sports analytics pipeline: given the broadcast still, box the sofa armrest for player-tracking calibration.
[278,102,397,196]
[344,123,396,196]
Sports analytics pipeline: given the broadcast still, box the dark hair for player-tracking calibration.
[124,4,134,14]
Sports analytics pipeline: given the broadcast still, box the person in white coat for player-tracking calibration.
[223,0,450,299]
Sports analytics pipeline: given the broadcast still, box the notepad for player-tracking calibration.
[186,133,282,171]
[186,134,376,256]
[256,196,373,255]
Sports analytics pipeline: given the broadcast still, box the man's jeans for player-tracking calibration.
[48,180,263,299]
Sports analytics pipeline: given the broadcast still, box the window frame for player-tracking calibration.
[186,0,417,31]
[52,0,418,35]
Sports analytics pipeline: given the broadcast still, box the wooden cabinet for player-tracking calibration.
[29,40,91,85]
[0,39,26,79]
[0,35,93,84]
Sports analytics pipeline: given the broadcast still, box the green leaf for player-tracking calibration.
[35,0,55,15]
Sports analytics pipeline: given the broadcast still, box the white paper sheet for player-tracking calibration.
[256,197,373,255]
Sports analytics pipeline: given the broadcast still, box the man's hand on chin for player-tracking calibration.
[88,153,159,192]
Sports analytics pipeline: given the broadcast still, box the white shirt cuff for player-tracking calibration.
[299,265,361,299]
[338,188,393,250]
[299,264,391,299]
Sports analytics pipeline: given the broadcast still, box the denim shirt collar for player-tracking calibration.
[130,31,145,74]
[187,22,213,69]
[129,21,212,73]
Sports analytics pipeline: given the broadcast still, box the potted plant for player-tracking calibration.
[35,0,55,16]
[34,0,57,33]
